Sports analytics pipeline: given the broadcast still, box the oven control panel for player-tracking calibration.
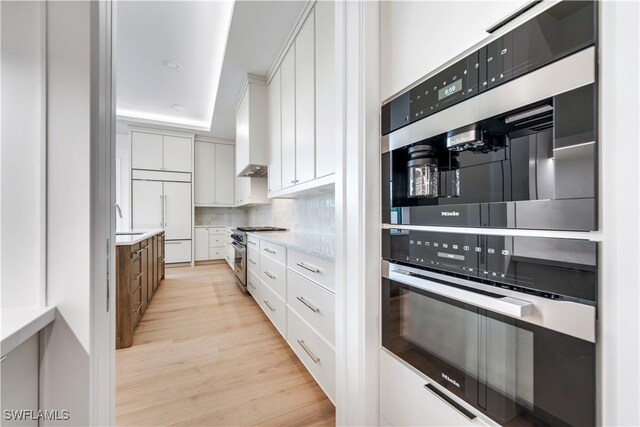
[382,228,597,303]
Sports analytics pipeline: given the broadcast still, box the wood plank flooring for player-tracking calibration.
[116,263,335,426]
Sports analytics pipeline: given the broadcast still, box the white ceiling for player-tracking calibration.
[115,0,306,139]
[116,1,234,131]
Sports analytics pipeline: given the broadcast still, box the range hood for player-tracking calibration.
[238,163,268,177]
[235,74,269,178]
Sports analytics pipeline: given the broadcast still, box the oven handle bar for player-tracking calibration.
[389,268,533,318]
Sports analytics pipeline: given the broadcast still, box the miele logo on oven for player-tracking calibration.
[441,373,461,388]
[441,211,460,217]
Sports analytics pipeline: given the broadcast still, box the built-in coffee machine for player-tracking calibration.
[380,1,599,426]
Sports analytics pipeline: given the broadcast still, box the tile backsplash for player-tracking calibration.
[195,190,335,236]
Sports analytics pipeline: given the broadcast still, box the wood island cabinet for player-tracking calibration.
[116,231,165,349]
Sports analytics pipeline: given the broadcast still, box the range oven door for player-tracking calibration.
[232,242,246,291]
[382,263,595,426]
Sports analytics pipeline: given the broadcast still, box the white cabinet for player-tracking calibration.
[132,177,192,262]
[131,132,163,170]
[380,350,484,427]
[315,1,335,178]
[131,130,192,172]
[267,4,336,198]
[163,181,191,240]
[163,135,192,172]
[132,180,163,229]
[195,228,210,261]
[268,68,282,193]
[215,144,235,205]
[280,46,296,189]
[194,141,235,206]
[235,75,269,176]
[1,335,39,427]
[295,10,316,185]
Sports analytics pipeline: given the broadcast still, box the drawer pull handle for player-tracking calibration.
[297,339,320,364]
[297,262,320,273]
[132,302,142,313]
[248,281,256,290]
[132,272,143,281]
[423,384,477,420]
[264,247,276,254]
[264,271,276,280]
[248,241,257,246]
[133,248,144,256]
[165,241,181,245]
[249,259,257,265]
[131,255,141,263]
[297,296,320,313]
[263,300,276,312]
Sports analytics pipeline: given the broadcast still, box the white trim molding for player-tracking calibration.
[334,1,380,425]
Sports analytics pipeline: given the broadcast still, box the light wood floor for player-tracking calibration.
[116,263,336,426]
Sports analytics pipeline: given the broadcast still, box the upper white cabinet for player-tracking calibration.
[194,140,235,206]
[268,68,282,193]
[235,175,268,207]
[131,130,192,173]
[280,47,296,190]
[235,75,269,177]
[314,1,335,178]
[268,3,336,198]
[295,10,316,185]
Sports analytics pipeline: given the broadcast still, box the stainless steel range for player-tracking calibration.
[230,226,286,292]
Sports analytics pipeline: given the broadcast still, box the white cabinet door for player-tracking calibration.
[163,181,191,240]
[194,141,215,205]
[194,227,210,261]
[164,240,192,264]
[295,10,316,185]
[132,180,163,229]
[163,135,192,172]
[235,92,250,175]
[131,132,163,170]
[315,1,335,179]
[280,47,296,189]
[268,68,282,193]
[215,143,235,205]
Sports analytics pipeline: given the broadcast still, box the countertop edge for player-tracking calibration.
[115,229,165,246]
[1,306,57,358]
[246,232,335,262]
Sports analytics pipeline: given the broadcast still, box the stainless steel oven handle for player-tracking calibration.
[390,268,533,318]
[423,384,476,420]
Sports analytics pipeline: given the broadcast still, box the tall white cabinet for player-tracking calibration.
[268,2,336,197]
[130,128,194,264]
[194,140,235,206]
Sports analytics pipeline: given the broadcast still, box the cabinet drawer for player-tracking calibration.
[260,254,286,299]
[287,249,334,293]
[260,240,286,265]
[260,280,286,337]
[247,247,259,275]
[380,351,484,426]
[247,270,261,303]
[287,308,335,403]
[130,256,142,279]
[131,285,142,314]
[287,270,335,346]
[247,234,260,249]
[164,240,191,263]
[209,247,225,260]
[209,234,227,248]
[209,227,226,235]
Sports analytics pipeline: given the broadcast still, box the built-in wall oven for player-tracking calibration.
[381,0,598,231]
[380,1,599,426]
[382,230,597,426]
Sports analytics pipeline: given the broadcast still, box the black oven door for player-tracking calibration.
[381,273,595,426]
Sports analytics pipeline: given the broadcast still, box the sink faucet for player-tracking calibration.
[116,203,123,219]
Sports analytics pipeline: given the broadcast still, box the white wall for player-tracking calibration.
[116,131,131,230]
[380,0,529,101]
[0,0,46,309]
[39,2,93,424]
[599,1,640,425]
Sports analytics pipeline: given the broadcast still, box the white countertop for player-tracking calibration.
[247,231,335,261]
[115,229,164,246]
[1,305,56,357]
[194,224,235,228]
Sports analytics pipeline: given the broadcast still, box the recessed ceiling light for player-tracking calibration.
[171,104,185,111]
[163,60,181,69]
